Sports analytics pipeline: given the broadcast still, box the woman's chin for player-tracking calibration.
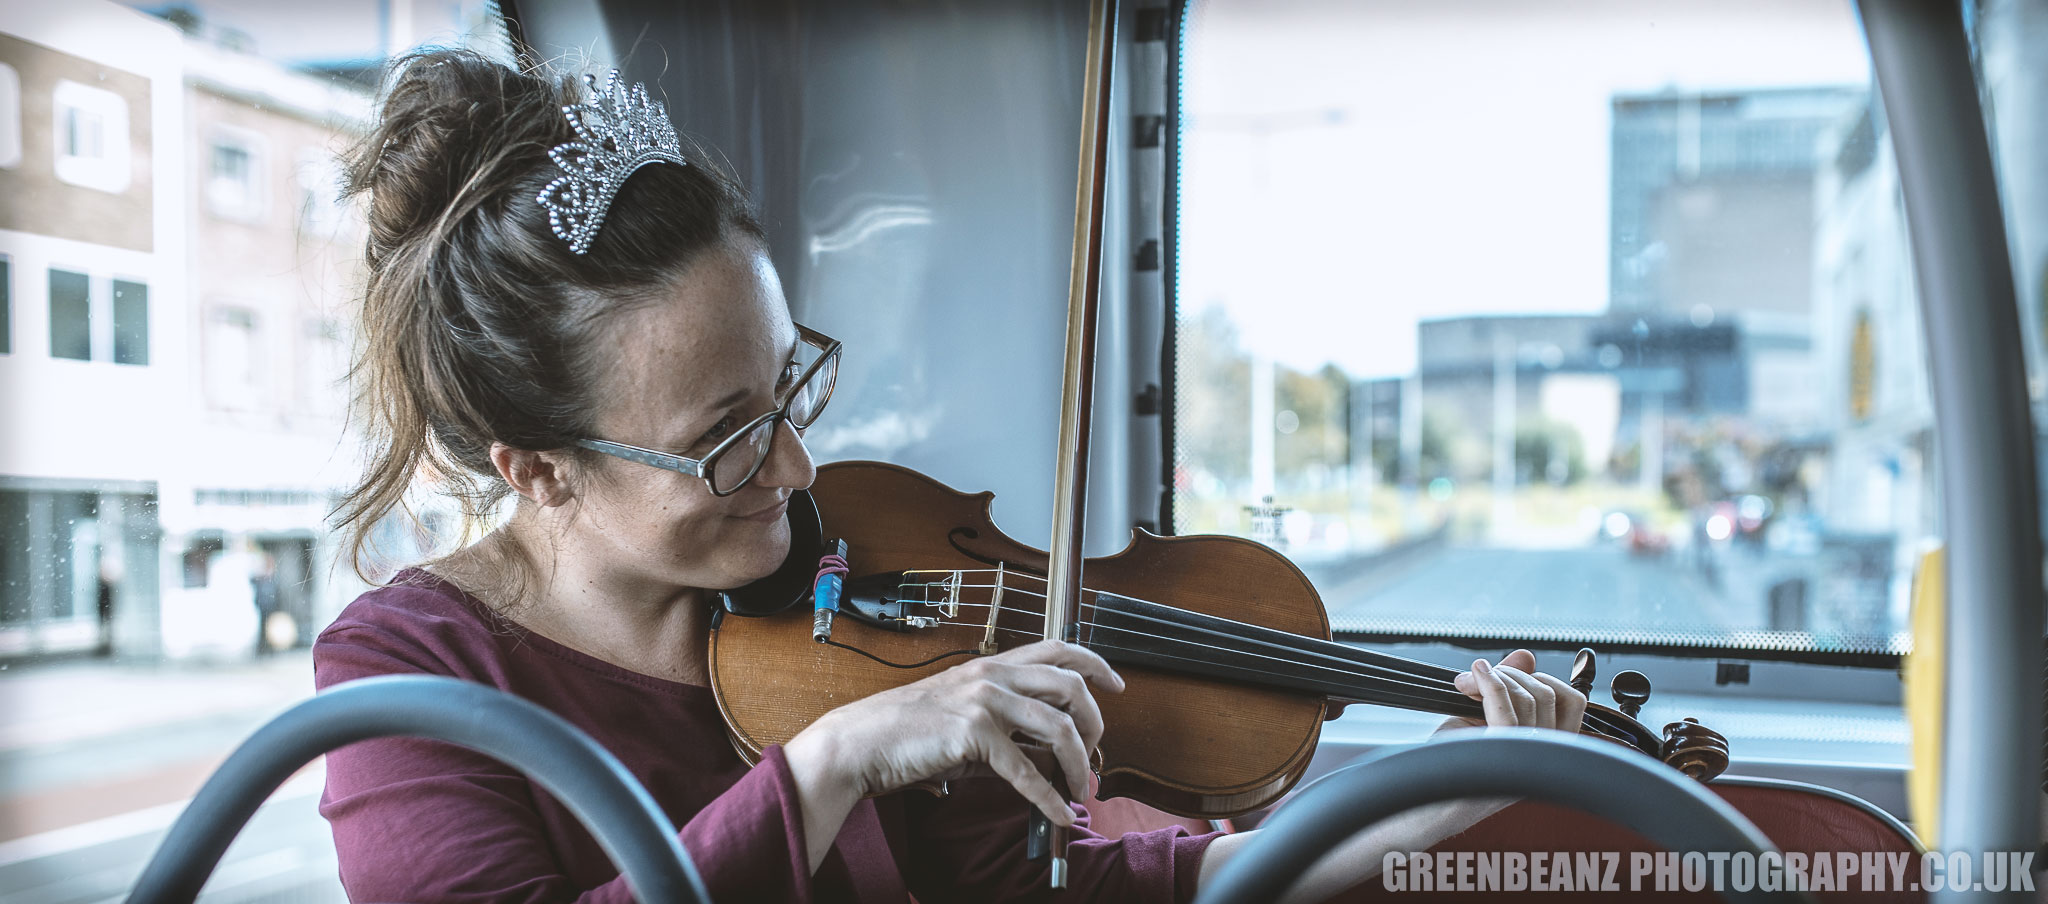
[719,517,791,587]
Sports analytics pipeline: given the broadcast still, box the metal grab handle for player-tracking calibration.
[1192,731,1808,904]
[126,675,710,904]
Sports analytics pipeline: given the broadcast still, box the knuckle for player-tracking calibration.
[967,678,1003,706]
[1057,666,1088,695]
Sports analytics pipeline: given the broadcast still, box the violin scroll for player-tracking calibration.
[1660,717,1730,782]
[1571,648,1728,783]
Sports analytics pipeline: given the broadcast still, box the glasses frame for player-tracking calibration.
[576,323,841,496]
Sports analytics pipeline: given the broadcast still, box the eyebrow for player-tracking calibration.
[665,336,804,449]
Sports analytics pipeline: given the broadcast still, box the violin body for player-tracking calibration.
[710,460,1330,818]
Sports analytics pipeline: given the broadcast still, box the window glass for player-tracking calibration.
[1974,2,2048,536]
[1,256,11,354]
[113,278,147,365]
[2,3,508,896]
[51,78,130,193]
[204,305,261,408]
[47,267,90,360]
[0,61,19,168]
[303,316,348,414]
[1175,0,1927,660]
[296,149,349,239]
[207,127,267,221]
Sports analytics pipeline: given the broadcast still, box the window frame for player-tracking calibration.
[206,125,270,224]
[0,61,20,170]
[51,78,131,194]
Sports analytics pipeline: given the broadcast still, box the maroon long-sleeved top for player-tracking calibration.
[314,569,1218,903]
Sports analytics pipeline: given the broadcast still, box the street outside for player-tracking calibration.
[1314,540,1851,644]
[0,653,342,903]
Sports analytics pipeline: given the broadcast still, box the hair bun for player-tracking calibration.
[347,49,572,263]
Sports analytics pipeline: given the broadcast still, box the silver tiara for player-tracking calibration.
[536,71,687,255]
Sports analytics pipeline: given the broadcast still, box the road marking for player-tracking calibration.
[0,766,324,869]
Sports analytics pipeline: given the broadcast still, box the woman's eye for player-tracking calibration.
[700,416,737,445]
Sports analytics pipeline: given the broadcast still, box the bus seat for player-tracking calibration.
[1078,774,1922,901]
[1319,774,1924,902]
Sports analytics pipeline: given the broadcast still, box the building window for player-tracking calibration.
[49,268,91,361]
[0,490,105,626]
[302,316,348,414]
[0,62,20,169]
[52,80,131,194]
[205,305,262,408]
[207,128,268,222]
[181,532,226,589]
[1,257,11,355]
[296,150,348,239]
[113,279,148,365]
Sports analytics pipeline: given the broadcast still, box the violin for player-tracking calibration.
[707,0,1726,887]
[708,463,1731,822]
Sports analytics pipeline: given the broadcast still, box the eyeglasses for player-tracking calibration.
[576,323,840,496]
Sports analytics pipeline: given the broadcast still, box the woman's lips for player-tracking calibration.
[738,497,789,523]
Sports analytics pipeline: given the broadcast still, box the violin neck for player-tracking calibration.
[1078,592,1483,714]
[1075,592,1658,754]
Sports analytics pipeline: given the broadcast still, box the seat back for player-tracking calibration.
[1323,775,1922,902]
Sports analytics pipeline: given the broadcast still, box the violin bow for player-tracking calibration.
[1034,0,1120,888]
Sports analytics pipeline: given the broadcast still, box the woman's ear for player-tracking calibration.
[491,443,578,507]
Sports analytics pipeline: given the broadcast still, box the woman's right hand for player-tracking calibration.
[782,640,1123,829]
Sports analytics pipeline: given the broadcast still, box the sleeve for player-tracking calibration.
[315,623,821,904]
[899,776,1222,904]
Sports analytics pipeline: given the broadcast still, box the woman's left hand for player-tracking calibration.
[1197,648,1585,903]
[1438,648,1587,735]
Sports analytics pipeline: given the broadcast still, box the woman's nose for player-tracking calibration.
[757,418,816,491]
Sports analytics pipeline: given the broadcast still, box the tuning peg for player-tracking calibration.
[1569,648,1597,697]
[1611,670,1652,718]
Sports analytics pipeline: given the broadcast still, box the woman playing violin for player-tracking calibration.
[317,49,1590,904]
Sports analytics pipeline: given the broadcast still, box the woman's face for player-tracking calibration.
[573,238,816,591]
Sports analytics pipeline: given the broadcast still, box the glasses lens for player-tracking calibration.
[788,348,839,429]
[708,417,777,495]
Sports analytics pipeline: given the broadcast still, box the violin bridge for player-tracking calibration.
[979,563,1006,655]
[942,570,962,619]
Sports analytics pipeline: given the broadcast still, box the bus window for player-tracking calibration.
[0,3,510,900]
[1175,0,1930,670]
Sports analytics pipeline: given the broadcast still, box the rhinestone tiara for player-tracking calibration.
[537,71,687,255]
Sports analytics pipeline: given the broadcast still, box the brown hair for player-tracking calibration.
[332,48,763,581]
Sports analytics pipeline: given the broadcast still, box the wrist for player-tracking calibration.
[784,720,862,812]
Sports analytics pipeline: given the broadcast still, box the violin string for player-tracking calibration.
[859,571,1649,746]
[950,618,1495,714]
[897,569,1458,668]
[918,585,1466,692]
[881,615,1635,746]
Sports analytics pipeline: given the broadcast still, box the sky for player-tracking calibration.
[1179,0,1873,378]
